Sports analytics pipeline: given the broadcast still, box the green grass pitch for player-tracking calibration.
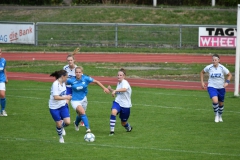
[0,80,239,160]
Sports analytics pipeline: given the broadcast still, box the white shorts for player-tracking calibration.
[0,83,6,91]
[71,96,88,111]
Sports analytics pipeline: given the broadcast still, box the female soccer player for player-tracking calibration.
[0,48,8,117]
[200,54,232,123]
[49,70,72,143]
[108,68,133,136]
[63,48,79,95]
[67,66,109,133]
[63,48,85,126]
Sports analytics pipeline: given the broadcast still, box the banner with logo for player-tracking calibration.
[0,23,35,44]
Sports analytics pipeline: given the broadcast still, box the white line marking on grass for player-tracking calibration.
[8,87,237,98]
[9,89,48,91]
[0,136,239,157]
[8,95,46,100]
[6,95,240,114]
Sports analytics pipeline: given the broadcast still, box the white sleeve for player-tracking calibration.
[122,80,130,89]
[203,66,209,73]
[222,66,229,75]
[52,82,59,96]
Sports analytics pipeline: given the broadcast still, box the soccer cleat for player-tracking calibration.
[126,126,133,132]
[80,121,85,126]
[215,114,219,123]
[109,131,114,136]
[219,115,223,122]
[62,128,66,136]
[59,136,64,143]
[86,128,91,133]
[0,110,7,116]
[73,121,79,131]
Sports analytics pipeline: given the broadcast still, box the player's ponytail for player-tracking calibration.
[50,70,67,79]
[72,47,80,55]
[67,47,80,59]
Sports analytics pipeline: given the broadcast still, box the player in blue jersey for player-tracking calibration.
[107,68,133,136]
[63,48,87,126]
[67,66,109,133]
[0,49,8,117]
[200,54,232,123]
[49,70,72,143]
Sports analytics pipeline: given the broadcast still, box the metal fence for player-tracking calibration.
[34,22,236,49]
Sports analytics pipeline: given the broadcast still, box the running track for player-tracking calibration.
[6,52,236,92]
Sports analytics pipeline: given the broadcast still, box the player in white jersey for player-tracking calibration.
[49,70,72,143]
[200,54,232,123]
[108,68,133,136]
[63,53,77,95]
[67,66,109,133]
[0,49,8,117]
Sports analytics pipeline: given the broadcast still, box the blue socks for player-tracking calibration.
[75,115,82,126]
[1,98,6,111]
[80,114,90,129]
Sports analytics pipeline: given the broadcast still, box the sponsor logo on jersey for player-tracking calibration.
[211,73,221,78]
[76,86,83,90]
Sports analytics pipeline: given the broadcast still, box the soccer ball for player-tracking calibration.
[84,133,95,142]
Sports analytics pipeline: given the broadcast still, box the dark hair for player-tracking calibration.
[119,68,126,75]
[50,70,67,80]
[212,54,220,59]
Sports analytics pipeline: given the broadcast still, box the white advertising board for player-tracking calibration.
[198,27,236,48]
[0,23,35,44]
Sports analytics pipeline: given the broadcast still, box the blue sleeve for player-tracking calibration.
[86,75,94,84]
[67,78,72,85]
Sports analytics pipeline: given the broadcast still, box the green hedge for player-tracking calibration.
[0,0,239,6]
[0,0,62,5]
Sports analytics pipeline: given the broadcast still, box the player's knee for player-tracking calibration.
[111,109,118,115]
[65,122,70,126]
[77,106,85,115]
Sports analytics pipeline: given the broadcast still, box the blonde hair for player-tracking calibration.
[67,47,80,59]
[75,66,84,72]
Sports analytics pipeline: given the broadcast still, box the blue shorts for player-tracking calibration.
[49,103,70,121]
[66,87,72,95]
[207,87,226,102]
[111,101,130,122]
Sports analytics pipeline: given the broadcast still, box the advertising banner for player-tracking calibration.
[199,27,236,48]
[0,23,35,44]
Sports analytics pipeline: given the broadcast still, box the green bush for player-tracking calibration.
[0,0,240,6]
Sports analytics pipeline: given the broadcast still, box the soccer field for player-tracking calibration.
[0,80,239,160]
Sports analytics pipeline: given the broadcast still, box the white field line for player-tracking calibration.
[7,95,240,114]
[0,136,239,157]
[8,87,236,98]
